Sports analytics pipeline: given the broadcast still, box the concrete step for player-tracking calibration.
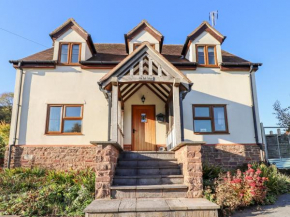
[113,175,184,186]
[84,198,220,217]
[115,167,181,176]
[119,151,175,160]
[110,184,188,199]
[118,159,177,167]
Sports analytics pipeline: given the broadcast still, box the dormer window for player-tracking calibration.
[59,43,81,64]
[196,45,217,66]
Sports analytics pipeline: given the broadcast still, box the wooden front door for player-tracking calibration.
[132,105,156,151]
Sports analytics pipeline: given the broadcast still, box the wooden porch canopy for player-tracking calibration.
[98,42,193,148]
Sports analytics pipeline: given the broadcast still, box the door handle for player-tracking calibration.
[133,129,136,133]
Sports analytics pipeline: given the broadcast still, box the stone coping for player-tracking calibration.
[170,141,206,152]
[84,198,220,213]
[90,141,123,151]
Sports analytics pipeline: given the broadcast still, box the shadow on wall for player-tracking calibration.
[182,89,261,169]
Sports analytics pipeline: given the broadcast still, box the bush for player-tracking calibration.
[0,167,95,216]
[204,164,268,216]
[0,121,10,160]
[203,163,290,216]
[251,162,290,204]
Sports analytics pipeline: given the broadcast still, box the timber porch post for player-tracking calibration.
[173,78,182,146]
[111,77,118,142]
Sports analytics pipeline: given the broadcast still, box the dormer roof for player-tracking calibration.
[49,18,96,54]
[124,20,164,53]
[181,21,226,56]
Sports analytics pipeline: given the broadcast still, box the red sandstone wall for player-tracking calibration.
[4,145,98,170]
[201,144,261,169]
[175,144,203,198]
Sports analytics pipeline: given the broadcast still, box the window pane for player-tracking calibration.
[197,46,205,64]
[65,106,81,117]
[194,120,212,133]
[48,107,62,132]
[60,45,69,63]
[214,107,226,131]
[71,44,79,63]
[208,47,215,65]
[195,107,210,117]
[63,120,82,133]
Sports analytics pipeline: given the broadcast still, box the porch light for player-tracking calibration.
[141,95,146,103]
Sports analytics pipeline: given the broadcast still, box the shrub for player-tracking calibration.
[251,162,290,204]
[0,121,10,160]
[0,167,95,216]
[204,164,268,216]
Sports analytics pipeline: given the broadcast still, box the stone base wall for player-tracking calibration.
[202,144,261,169]
[4,145,98,170]
[174,144,203,198]
[95,144,119,199]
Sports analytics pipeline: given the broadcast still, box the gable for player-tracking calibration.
[99,42,191,89]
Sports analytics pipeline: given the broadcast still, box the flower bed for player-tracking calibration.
[203,163,290,216]
[0,167,95,216]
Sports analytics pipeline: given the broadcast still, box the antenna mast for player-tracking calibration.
[209,10,218,27]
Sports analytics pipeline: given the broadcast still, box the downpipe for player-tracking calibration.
[7,61,24,169]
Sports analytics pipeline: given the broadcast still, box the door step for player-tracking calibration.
[84,198,219,217]
[111,184,188,199]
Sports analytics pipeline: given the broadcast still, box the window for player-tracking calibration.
[46,105,83,134]
[192,105,228,134]
[59,43,81,64]
[196,45,217,66]
[133,43,155,50]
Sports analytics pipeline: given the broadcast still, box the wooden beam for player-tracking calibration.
[144,84,166,103]
[123,84,144,102]
[150,83,168,99]
[158,83,170,94]
[122,83,139,99]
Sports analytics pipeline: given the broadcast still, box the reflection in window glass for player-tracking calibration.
[63,120,82,133]
[214,107,226,131]
[208,47,215,65]
[48,107,62,132]
[71,44,79,63]
[195,107,210,117]
[65,106,82,117]
[194,120,212,132]
[197,46,205,64]
[60,44,69,63]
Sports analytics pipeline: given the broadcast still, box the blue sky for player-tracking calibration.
[0,0,289,127]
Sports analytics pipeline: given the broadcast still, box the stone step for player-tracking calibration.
[115,167,181,176]
[113,175,184,186]
[119,151,175,160]
[85,198,220,217]
[118,159,178,167]
[110,184,188,199]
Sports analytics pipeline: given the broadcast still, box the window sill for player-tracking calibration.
[45,133,84,136]
[194,132,230,135]
[197,65,219,68]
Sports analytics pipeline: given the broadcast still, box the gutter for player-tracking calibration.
[221,62,262,67]
[98,82,112,141]
[80,60,197,67]
[7,61,24,169]
[9,60,56,64]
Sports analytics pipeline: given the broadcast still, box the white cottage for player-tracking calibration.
[5,18,263,215]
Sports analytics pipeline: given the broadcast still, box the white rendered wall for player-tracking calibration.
[123,85,166,145]
[129,30,159,53]
[9,67,109,145]
[182,68,260,144]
